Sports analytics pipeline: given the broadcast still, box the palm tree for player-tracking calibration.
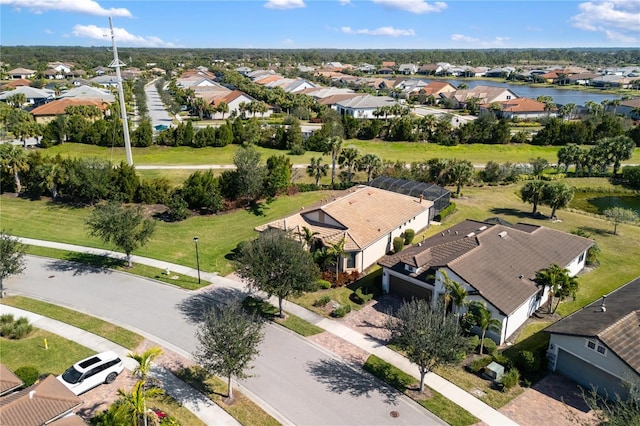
[542,182,574,220]
[443,273,467,317]
[520,180,547,215]
[297,226,319,250]
[217,102,229,119]
[327,236,346,282]
[447,159,474,196]
[307,157,328,186]
[38,161,65,199]
[128,347,163,382]
[469,301,502,354]
[116,380,164,426]
[6,93,26,109]
[358,153,383,183]
[338,146,360,183]
[0,144,29,193]
[535,264,578,314]
[323,136,343,187]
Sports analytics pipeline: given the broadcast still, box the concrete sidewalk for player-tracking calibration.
[18,237,518,426]
[0,304,240,426]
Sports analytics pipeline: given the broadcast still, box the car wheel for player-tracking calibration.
[105,372,118,384]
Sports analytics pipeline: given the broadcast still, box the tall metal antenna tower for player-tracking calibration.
[108,16,133,166]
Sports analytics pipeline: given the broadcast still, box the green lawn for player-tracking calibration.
[1,190,329,276]
[1,328,95,375]
[0,296,143,350]
[35,141,640,167]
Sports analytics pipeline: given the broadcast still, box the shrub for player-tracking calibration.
[351,287,374,305]
[500,368,520,391]
[403,229,415,245]
[15,366,39,386]
[0,316,33,339]
[363,355,415,391]
[12,322,33,339]
[393,236,404,253]
[517,350,541,373]
[481,338,497,355]
[0,323,14,338]
[492,353,512,370]
[296,183,321,192]
[465,335,480,353]
[313,296,331,307]
[468,355,493,373]
[435,202,456,222]
[0,314,14,325]
[331,304,352,318]
[316,279,332,290]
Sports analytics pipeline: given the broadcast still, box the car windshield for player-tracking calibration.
[61,366,83,384]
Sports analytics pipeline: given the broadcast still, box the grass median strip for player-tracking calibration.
[363,355,478,426]
[243,296,324,337]
[0,296,143,350]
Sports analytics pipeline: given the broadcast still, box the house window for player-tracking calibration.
[506,95,512,100]
[579,252,585,263]
[346,252,356,269]
[586,339,607,356]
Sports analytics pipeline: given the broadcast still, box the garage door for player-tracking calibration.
[389,275,433,302]
[556,348,628,399]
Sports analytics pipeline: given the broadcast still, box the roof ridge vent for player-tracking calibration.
[466,232,475,238]
[498,231,508,238]
[478,226,487,231]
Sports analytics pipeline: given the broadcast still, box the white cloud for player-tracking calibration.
[72,24,176,47]
[0,0,132,17]
[372,0,447,14]
[339,0,351,5]
[264,0,305,9]
[341,26,415,37]
[450,33,478,42]
[481,36,510,47]
[571,1,639,42]
[282,38,294,45]
[43,28,53,34]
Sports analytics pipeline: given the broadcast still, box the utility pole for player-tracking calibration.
[108,16,133,166]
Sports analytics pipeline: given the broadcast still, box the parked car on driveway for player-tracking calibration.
[57,351,124,395]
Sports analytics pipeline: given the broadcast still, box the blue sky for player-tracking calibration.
[1,0,638,49]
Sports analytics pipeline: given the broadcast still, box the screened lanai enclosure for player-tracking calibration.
[368,176,451,220]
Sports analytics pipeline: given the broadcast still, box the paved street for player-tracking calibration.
[145,81,174,129]
[8,256,446,426]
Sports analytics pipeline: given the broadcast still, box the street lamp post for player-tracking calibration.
[193,237,201,284]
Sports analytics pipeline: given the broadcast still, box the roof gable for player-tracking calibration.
[0,365,23,396]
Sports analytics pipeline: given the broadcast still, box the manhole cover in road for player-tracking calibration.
[390,411,400,418]
[48,275,55,279]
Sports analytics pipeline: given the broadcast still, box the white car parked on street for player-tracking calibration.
[57,351,124,395]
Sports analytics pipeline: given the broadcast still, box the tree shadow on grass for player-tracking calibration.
[306,358,402,405]
[489,207,542,220]
[44,253,124,276]
[576,225,612,237]
[176,287,246,324]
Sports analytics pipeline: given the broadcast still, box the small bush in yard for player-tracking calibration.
[393,236,404,253]
[331,304,352,318]
[517,350,541,373]
[313,296,331,307]
[12,322,33,339]
[0,314,15,325]
[500,368,520,391]
[15,366,39,386]
[466,335,480,353]
[316,279,332,290]
[0,316,33,339]
[351,287,374,305]
[468,355,493,373]
[481,338,497,355]
[492,353,512,370]
[403,229,415,245]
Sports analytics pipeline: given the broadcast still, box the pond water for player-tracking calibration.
[571,194,640,215]
[422,78,624,107]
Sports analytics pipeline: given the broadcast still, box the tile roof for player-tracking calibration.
[379,219,593,315]
[0,365,23,396]
[257,186,432,251]
[0,79,31,89]
[620,97,640,108]
[546,277,640,373]
[488,97,548,113]
[335,94,398,109]
[58,85,115,103]
[0,86,54,100]
[8,68,36,74]
[0,375,82,425]
[30,98,107,116]
[50,414,87,425]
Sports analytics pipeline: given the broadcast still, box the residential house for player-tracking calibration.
[445,85,520,109]
[0,375,84,425]
[358,63,377,74]
[485,67,515,78]
[58,85,115,103]
[208,90,272,119]
[236,66,252,76]
[43,69,65,80]
[568,72,600,86]
[299,87,355,100]
[8,68,36,79]
[257,185,433,273]
[0,86,54,106]
[615,98,640,120]
[67,70,87,79]
[419,81,457,97]
[0,78,31,90]
[90,75,119,88]
[398,64,418,75]
[177,76,219,88]
[591,75,634,88]
[546,277,640,399]
[30,98,108,124]
[481,97,556,120]
[381,61,396,69]
[378,219,593,344]
[378,67,394,75]
[47,62,73,73]
[317,93,362,111]
[0,364,23,396]
[92,66,110,76]
[417,64,443,75]
[335,94,399,118]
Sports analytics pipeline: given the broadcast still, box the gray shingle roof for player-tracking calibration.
[546,277,640,373]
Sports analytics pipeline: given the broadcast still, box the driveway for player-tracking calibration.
[145,81,174,129]
[7,256,445,426]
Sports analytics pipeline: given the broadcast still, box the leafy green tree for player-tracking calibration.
[131,118,153,147]
[194,303,264,400]
[307,157,328,186]
[557,144,582,173]
[622,165,640,189]
[358,153,383,183]
[468,301,502,354]
[111,161,140,203]
[542,181,574,219]
[446,159,474,196]
[0,231,26,298]
[264,155,292,197]
[86,201,156,267]
[386,299,467,392]
[604,207,639,235]
[584,382,640,426]
[0,144,29,193]
[520,180,548,215]
[530,157,549,178]
[534,264,578,314]
[234,145,266,203]
[285,118,304,154]
[599,135,636,175]
[237,229,320,317]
